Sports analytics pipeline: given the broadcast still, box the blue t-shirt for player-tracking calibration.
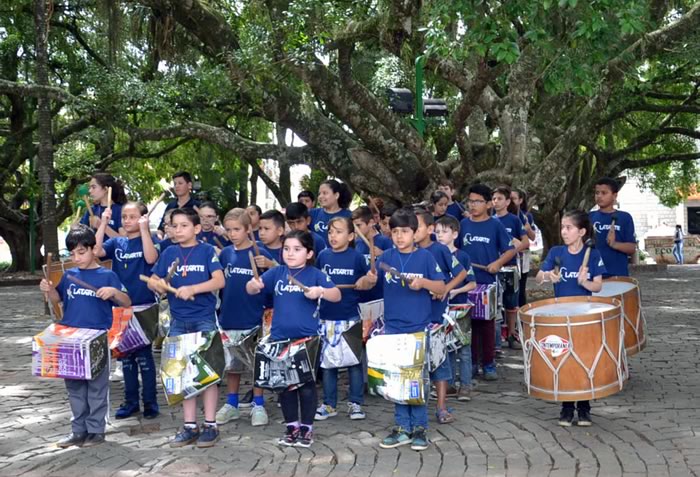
[56,267,125,330]
[198,230,231,248]
[151,243,223,322]
[457,217,514,284]
[449,249,476,304]
[260,243,283,265]
[80,203,123,232]
[158,197,200,230]
[446,202,465,219]
[355,234,393,302]
[316,248,369,321]
[375,248,445,334]
[158,238,177,252]
[259,266,336,341]
[425,242,466,323]
[310,208,353,246]
[309,230,327,258]
[102,235,159,306]
[519,211,536,230]
[218,245,272,330]
[495,212,524,266]
[589,210,635,277]
[540,245,607,297]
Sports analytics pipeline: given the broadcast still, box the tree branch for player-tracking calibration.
[621,152,700,170]
[0,78,86,105]
[50,19,109,69]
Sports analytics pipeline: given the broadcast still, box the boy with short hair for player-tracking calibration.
[40,225,132,448]
[285,202,327,257]
[457,184,516,381]
[435,215,477,401]
[379,204,398,238]
[257,210,285,267]
[438,179,466,219]
[297,190,316,211]
[246,205,263,241]
[413,209,467,423]
[352,206,393,260]
[366,208,446,451]
[590,178,636,277]
[148,208,225,448]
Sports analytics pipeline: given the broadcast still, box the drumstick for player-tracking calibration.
[249,251,260,280]
[471,263,489,271]
[71,205,83,226]
[165,258,180,283]
[553,256,562,275]
[213,236,225,249]
[288,274,310,292]
[66,274,99,292]
[369,234,376,274]
[106,187,112,209]
[608,211,618,242]
[378,262,414,284]
[337,284,357,289]
[84,196,95,218]
[355,228,371,248]
[138,274,194,300]
[581,239,595,269]
[146,191,169,218]
[367,196,382,218]
[42,252,52,302]
[249,231,261,256]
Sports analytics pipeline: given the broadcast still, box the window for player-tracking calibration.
[688,207,700,235]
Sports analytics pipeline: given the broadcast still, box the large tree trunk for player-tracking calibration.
[276,125,291,205]
[0,222,42,272]
[34,0,59,258]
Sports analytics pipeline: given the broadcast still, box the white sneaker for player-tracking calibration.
[250,403,269,427]
[109,361,123,382]
[216,403,240,425]
[314,404,338,421]
[347,402,366,420]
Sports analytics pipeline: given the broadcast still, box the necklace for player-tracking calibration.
[178,244,198,277]
[288,266,306,285]
[397,248,415,287]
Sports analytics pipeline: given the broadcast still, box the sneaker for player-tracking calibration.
[507,335,522,350]
[196,424,219,448]
[216,403,240,425]
[295,426,313,448]
[238,389,254,409]
[170,426,200,448]
[483,364,498,381]
[577,409,592,427]
[143,404,160,420]
[82,433,105,447]
[314,404,338,421]
[558,408,574,427]
[109,361,123,382]
[278,425,299,446]
[495,348,505,358]
[250,403,269,427]
[457,387,472,402]
[114,402,140,420]
[410,427,429,451]
[436,408,455,424]
[347,402,366,420]
[56,432,87,448]
[379,427,412,449]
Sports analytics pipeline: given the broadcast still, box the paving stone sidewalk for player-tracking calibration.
[1,266,699,477]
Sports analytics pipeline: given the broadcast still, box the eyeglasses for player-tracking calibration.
[467,199,486,205]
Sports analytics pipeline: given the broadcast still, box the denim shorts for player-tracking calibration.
[429,352,452,382]
[169,318,216,337]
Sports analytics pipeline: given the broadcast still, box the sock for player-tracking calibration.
[204,420,217,428]
[300,424,313,432]
[286,421,299,429]
[227,393,239,408]
[184,422,197,429]
[253,395,264,407]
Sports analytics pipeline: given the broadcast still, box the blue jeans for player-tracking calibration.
[448,345,472,389]
[322,364,364,407]
[169,318,216,337]
[429,354,452,382]
[121,344,157,407]
[673,242,683,264]
[395,403,428,432]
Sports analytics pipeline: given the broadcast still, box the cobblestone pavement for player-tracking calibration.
[1,266,699,477]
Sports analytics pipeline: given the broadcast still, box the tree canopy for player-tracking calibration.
[1,0,700,270]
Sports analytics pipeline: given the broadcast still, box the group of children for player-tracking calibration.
[40,172,636,451]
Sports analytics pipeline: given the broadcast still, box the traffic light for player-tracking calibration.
[422,98,448,117]
[386,88,413,114]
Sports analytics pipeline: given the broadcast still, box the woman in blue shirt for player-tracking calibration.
[310,179,353,247]
[80,173,127,237]
[536,210,606,428]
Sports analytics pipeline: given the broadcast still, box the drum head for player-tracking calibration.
[529,302,617,317]
[594,281,636,297]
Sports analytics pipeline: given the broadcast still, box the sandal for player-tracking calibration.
[436,408,455,424]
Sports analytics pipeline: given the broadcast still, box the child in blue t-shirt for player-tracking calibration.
[95,202,160,421]
[351,206,392,302]
[148,208,225,448]
[79,173,127,237]
[438,179,466,219]
[537,210,606,428]
[247,230,341,448]
[458,184,516,381]
[315,217,374,422]
[492,185,530,350]
[435,216,477,402]
[590,177,637,277]
[310,179,353,247]
[366,208,446,452]
[196,201,231,250]
[257,210,285,266]
[285,202,327,257]
[40,225,131,448]
[215,208,273,428]
[414,209,467,425]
